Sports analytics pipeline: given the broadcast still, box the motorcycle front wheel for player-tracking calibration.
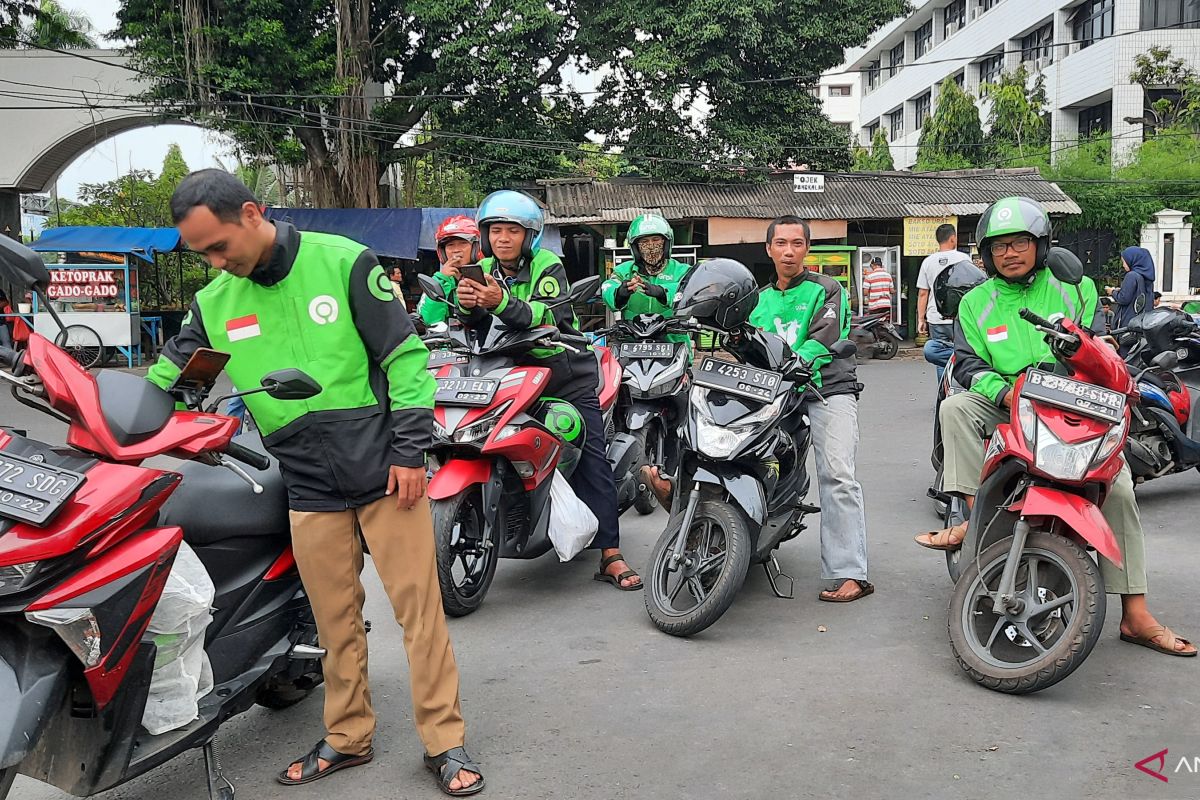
[432,487,498,617]
[645,499,751,637]
[948,531,1104,694]
[873,337,899,360]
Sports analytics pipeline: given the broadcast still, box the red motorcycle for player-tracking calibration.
[0,239,324,800]
[417,276,637,616]
[947,310,1138,694]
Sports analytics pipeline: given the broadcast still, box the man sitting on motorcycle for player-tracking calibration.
[601,213,690,343]
[454,190,641,590]
[420,215,481,326]
[916,196,1195,657]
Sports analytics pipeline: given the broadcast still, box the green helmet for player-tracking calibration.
[626,214,674,272]
[976,196,1052,275]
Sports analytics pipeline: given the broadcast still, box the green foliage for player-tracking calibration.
[982,65,1049,162]
[1127,45,1200,132]
[852,128,895,171]
[916,80,985,171]
[0,0,95,47]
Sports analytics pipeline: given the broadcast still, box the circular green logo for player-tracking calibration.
[368,264,396,303]
[545,406,582,442]
[537,275,561,297]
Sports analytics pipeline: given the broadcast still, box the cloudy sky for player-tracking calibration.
[55,0,234,201]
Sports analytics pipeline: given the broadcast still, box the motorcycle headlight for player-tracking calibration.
[1034,420,1102,482]
[0,561,37,595]
[452,402,510,444]
[644,353,689,397]
[433,420,449,440]
[1091,415,1128,467]
[1017,397,1037,445]
[690,387,783,459]
[26,607,102,667]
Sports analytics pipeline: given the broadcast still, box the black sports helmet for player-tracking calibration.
[674,258,760,331]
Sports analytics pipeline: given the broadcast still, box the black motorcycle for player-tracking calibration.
[849,311,901,360]
[643,323,856,636]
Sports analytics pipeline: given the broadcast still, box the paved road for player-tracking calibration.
[10,359,1200,800]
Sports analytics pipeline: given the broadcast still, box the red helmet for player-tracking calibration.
[435,215,481,262]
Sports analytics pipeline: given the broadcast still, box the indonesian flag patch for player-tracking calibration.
[226,314,261,342]
[986,325,1008,343]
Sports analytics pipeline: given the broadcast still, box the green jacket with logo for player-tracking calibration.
[455,248,581,351]
[601,258,691,345]
[418,270,456,325]
[955,267,1100,407]
[748,270,859,396]
[147,222,435,511]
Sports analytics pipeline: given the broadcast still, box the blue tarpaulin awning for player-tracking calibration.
[31,226,182,264]
[265,207,423,260]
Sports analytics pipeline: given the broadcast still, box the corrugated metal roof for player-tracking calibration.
[540,169,1081,225]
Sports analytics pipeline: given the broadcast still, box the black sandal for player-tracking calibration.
[424,746,485,796]
[818,579,875,603]
[593,553,642,591]
[276,740,374,786]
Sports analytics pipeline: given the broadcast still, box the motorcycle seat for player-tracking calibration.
[160,438,290,547]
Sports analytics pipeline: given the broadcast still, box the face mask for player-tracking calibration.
[637,238,666,273]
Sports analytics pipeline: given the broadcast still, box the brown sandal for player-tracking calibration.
[1120,625,1198,657]
[594,553,642,591]
[914,523,967,551]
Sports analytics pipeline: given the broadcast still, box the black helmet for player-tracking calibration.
[976,196,1052,276]
[674,258,759,331]
[933,260,987,320]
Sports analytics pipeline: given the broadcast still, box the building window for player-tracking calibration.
[944,0,967,37]
[977,52,1004,86]
[1141,0,1200,29]
[914,92,932,129]
[1021,22,1054,64]
[952,71,965,87]
[828,85,853,97]
[833,122,853,138]
[865,121,880,143]
[1073,0,1115,48]
[888,108,905,139]
[889,42,906,77]
[867,60,882,90]
[804,85,821,98]
[1078,100,1113,137]
[915,20,934,58]
[982,0,1002,9]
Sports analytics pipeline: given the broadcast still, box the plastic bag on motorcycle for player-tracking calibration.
[549,473,599,561]
[141,542,216,735]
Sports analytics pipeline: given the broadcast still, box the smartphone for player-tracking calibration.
[457,263,486,285]
[173,347,231,392]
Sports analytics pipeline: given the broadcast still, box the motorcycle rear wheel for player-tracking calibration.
[645,500,751,637]
[874,338,898,360]
[948,532,1104,694]
[432,487,498,617]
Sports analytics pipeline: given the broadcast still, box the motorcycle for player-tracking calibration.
[1116,307,1200,483]
[849,310,901,360]
[928,352,969,528]
[0,238,325,800]
[596,314,692,516]
[643,322,857,637]
[416,275,640,617]
[945,309,1138,694]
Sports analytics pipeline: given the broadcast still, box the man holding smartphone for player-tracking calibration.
[419,216,481,326]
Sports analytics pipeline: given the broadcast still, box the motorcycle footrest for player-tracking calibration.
[796,502,820,515]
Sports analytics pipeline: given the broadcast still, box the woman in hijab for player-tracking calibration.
[1108,246,1157,328]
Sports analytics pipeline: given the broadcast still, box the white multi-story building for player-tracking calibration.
[818,68,863,141]
[848,0,1200,169]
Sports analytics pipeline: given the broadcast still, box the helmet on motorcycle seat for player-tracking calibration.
[976,196,1052,276]
[626,214,674,275]
[434,214,481,263]
[476,190,545,261]
[674,258,760,331]
[933,260,987,320]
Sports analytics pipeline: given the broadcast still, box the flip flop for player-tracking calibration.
[424,746,485,796]
[819,579,875,603]
[594,553,642,591]
[914,524,967,551]
[277,741,374,786]
[1119,625,1198,657]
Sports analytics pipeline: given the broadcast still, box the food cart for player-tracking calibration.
[29,227,181,367]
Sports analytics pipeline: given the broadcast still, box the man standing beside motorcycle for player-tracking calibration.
[420,215,482,326]
[915,196,1195,657]
[149,170,486,794]
[454,190,641,591]
[749,215,873,603]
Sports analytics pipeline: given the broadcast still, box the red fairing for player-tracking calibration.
[596,345,621,411]
[1170,382,1191,427]
[263,546,297,581]
[25,335,240,464]
[1057,318,1139,401]
[481,423,561,489]
[428,458,493,500]
[433,365,552,430]
[1012,486,1123,568]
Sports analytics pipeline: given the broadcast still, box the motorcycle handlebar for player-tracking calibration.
[224,441,271,471]
[1018,309,1055,329]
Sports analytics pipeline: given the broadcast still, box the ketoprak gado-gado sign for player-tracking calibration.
[47,268,122,301]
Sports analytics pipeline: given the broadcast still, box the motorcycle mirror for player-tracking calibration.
[830,340,858,359]
[1045,247,1085,286]
[418,273,448,302]
[0,236,52,293]
[261,369,323,400]
[567,275,601,303]
[1152,350,1180,371]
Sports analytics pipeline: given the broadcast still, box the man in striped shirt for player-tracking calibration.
[862,257,894,316]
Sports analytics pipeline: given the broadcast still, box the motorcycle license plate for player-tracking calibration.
[428,350,468,369]
[619,342,676,360]
[693,357,783,402]
[435,377,499,407]
[0,452,85,525]
[1021,369,1126,424]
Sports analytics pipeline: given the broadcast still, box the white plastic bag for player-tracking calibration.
[548,471,598,562]
[141,541,215,735]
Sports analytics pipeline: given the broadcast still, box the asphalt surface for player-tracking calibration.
[9,357,1200,800]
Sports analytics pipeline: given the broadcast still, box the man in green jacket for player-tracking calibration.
[749,216,873,603]
[454,190,640,591]
[149,171,486,793]
[419,214,481,326]
[916,196,1194,657]
[601,213,690,343]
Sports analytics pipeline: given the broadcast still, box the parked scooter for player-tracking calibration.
[849,311,901,360]
[0,237,325,800]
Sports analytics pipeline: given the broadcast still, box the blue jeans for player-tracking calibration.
[923,323,954,383]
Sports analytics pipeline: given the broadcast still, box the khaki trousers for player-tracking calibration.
[940,390,1148,595]
[289,495,466,757]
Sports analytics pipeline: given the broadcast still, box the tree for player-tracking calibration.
[1127,46,1200,134]
[116,0,904,203]
[1,0,95,48]
[852,128,895,171]
[916,81,985,171]
[982,65,1050,164]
